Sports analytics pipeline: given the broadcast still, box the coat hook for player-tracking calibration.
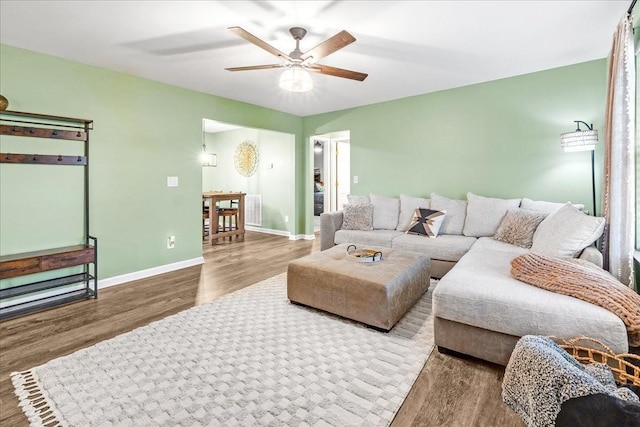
[33,154,38,161]
[52,130,58,136]
[29,128,35,134]
[58,155,63,161]
[77,156,82,162]
[11,126,18,132]
[5,153,11,160]
[76,131,81,137]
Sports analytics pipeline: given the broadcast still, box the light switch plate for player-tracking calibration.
[167,176,179,187]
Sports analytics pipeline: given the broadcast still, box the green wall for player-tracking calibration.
[202,127,295,233]
[0,44,302,281]
[302,59,608,233]
[0,43,624,283]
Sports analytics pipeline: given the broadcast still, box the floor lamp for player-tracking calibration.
[560,120,598,215]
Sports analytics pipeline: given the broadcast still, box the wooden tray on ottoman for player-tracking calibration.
[287,244,431,330]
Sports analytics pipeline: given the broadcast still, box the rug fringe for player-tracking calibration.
[11,369,63,427]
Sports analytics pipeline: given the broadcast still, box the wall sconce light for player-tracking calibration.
[314,141,322,153]
[201,144,217,167]
[560,120,598,215]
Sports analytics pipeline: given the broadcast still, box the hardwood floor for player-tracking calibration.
[0,232,523,426]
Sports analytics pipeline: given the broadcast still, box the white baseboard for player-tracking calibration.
[290,234,316,241]
[245,226,290,237]
[98,257,205,290]
[245,226,315,241]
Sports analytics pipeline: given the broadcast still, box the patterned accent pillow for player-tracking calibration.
[493,209,547,248]
[341,203,374,231]
[406,208,446,238]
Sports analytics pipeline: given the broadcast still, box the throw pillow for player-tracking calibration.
[531,203,605,257]
[406,208,446,238]
[430,193,467,235]
[347,194,370,205]
[520,198,586,215]
[463,192,521,237]
[396,194,431,232]
[369,193,400,230]
[341,203,373,231]
[493,209,547,248]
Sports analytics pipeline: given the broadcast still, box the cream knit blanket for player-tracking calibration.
[511,253,640,347]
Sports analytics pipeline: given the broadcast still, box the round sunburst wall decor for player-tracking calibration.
[234,140,259,177]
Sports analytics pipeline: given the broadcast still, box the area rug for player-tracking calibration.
[12,273,436,426]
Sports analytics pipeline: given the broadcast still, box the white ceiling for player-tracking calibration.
[0,1,631,117]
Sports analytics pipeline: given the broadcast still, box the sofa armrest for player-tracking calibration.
[320,211,343,251]
[578,246,603,268]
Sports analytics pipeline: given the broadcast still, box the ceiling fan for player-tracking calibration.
[225,26,368,92]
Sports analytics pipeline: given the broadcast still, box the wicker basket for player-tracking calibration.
[557,337,640,386]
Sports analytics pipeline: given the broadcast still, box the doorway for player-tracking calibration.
[311,131,350,231]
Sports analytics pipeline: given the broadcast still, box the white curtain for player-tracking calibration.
[600,14,636,289]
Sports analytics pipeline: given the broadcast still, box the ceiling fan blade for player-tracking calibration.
[228,26,292,61]
[309,64,368,81]
[301,30,356,63]
[225,64,283,72]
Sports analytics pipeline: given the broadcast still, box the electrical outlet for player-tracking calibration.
[167,176,179,187]
[167,235,176,249]
[353,175,359,184]
[284,215,289,223]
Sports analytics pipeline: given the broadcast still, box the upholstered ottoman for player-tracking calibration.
[287,244,431,330]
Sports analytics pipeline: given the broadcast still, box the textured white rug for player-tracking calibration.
[12,273,435,427]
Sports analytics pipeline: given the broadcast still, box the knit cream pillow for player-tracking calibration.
[493,209,547,248]
[341,203,374,231]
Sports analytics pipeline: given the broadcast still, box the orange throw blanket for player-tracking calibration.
[511,253,640,347]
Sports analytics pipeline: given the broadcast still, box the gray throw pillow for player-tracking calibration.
[493,208,547,248]
[520,198,586,215]
[397,194,431,232]
[531,203,605,257]
[369,193,400,230]
[341,203,374,231]
[430,193,467,235]
[463,192,521,237]
[347,194,370,205]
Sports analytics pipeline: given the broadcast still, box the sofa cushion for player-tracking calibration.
[463,192,521,237]
[521,198,585,215]
[347,194,370,205]
[432,237,628,354]
[430,193,467,235]
[341,203,373,231]
[391,234,476,262]
[493,208,547,249]
[397,194,431,232]
[531,203,605,258]
[406,208,446,238]
[369,193,400,230]
[335,229,402,248]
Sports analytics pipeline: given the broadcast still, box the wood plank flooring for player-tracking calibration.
[0,232,524,426]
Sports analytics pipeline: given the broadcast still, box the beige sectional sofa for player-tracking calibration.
[319,192,629,365]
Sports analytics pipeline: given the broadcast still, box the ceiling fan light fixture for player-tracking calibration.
[279,65,313,92]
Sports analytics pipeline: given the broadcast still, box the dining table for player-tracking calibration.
[202,191,246,244]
